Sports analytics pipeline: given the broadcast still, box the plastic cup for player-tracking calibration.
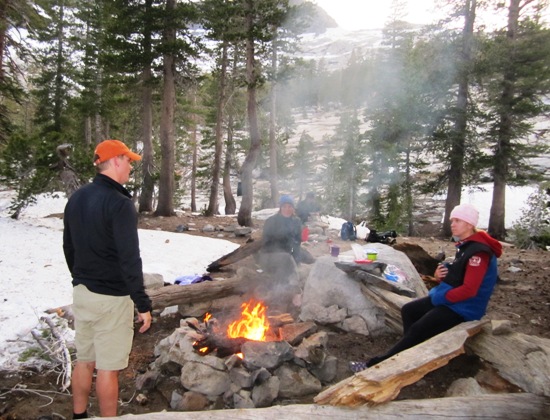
[301,226,309,242]
[366,250,378,261]
[330,245,340,257]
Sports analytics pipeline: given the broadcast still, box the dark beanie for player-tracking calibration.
[279,194,294,207]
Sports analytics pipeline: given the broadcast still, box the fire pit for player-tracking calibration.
[147,298,335,410]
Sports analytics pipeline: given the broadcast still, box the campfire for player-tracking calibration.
[191,299,280,357]
[227,300,271,342]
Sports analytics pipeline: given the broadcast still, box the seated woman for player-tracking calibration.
[350,203,503,372]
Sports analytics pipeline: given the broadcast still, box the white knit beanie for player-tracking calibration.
[450,203,479,227]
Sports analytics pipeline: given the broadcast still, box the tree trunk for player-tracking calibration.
[139,67,155,213]
[404,139,414,236]
[268,34,279,208]
[94,102,102,143]
[488,0,520,240]
[53,2,65,133]
[84,117,92,145]
[190,95,199,213]
[223,120,237,214]
[223,44,240,215]
[238,1,262,227]
[0,1,5,83]
[154,0,176,217]
[139,1,155,213]
[443,0,476,236]
[206,41,229,216]
[348,164,355,221]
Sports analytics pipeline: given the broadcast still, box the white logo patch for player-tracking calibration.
[469,256,482,267]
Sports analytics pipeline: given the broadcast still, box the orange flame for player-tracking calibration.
[227,300,270,342]
[204,312,212,323]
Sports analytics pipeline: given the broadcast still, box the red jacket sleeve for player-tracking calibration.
[445,252,490,303]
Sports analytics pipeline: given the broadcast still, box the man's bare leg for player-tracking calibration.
[96,369,119,417]
[72,361,95,415]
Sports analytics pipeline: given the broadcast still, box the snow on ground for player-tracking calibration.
[437,183,536,229]
[0,190,240,368]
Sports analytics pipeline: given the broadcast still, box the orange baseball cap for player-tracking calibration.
[94,140,141,165]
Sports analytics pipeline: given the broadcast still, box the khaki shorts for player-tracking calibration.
[73,284,134,371]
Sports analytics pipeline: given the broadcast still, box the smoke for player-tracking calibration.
[255,251,302,314]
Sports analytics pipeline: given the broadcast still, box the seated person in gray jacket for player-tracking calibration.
[262,194,303,263]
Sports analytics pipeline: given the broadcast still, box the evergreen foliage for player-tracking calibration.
[291,130,315,198]
[1,0,549,235]
[325,110,367,221]
[509,184,550,249]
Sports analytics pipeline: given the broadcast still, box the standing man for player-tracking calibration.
[63,139,152,418]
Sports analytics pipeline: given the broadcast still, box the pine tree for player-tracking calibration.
[236,0,293,226]
[442,0,478,236]
[329,110,366,221]
[292,130,315,198]
[482,0,550,239]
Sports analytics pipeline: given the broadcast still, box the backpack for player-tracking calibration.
[340,221,357,241]
[366,229,397,245]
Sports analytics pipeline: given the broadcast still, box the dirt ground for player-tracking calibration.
[1,213,548,419]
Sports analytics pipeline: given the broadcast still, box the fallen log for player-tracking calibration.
[359,285,412,332]
[334,261,387,276]
[467,322,550,397]
[207,239,316,272]
[147,267,267,310]
[111,393,550,419]
[177,295,247,318]
[354,270,415,297]
[335,261,416,297]
[314,320,486,406]
[349,243,429,298]
[207,239,262,272]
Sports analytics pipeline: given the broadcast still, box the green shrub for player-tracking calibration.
[18,347,51,363]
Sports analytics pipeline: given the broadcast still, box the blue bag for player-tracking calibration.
[340,222,357,241]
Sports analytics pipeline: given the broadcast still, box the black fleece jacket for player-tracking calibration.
[63,174,152,313]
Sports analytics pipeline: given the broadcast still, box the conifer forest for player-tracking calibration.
[1,0,550,243]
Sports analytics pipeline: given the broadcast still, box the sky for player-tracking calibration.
[0,182,536,368]
[314,0,441,30]
[314,0,550,31]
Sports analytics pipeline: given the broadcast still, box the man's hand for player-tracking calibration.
[137,311,152,333]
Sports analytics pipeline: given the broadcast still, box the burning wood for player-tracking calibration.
[191,299,281,358]
[268,313,294,327]
[193,334,248,358]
